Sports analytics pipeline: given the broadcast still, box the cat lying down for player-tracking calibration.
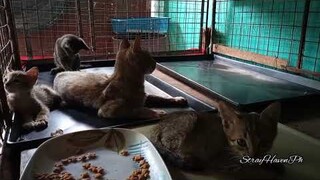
[150,102,280,171]
[3,67,62,131]
[53,37,188,119]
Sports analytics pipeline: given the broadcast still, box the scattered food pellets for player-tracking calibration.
[82,163,91,169]
[53,166,63,173]
[50,129,64,137]
[119,149,129,156]
[132,155,144,162]
[95,173,103,179]
[80,172,90,178]
[96,167,104,174]
[127,155,150,180]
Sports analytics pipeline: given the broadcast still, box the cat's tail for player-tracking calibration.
[34,84,63,110]
[50,95,63,110]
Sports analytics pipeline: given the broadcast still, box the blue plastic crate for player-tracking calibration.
[111,17,170,34]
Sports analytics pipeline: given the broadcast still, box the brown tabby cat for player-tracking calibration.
[150,102,280,170]
[53,37,187,119]
[3,67,62,131]
[51,34,90,75]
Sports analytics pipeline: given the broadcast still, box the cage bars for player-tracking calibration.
[212,0,320,78]
[297,0,310,69]
[0,0,21,129]
[76,0,83,38]
[11,0,208,61]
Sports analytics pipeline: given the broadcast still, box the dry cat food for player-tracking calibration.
[119,149,130,156]
[50,129,64,137]
[34,151,103,180]
[127,155,150,180]
[34,151,151,180]
[34,171,75,180]
[80,172,90,178]
[59,152,97,165]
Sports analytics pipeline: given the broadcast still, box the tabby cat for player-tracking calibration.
[53,37,187,119]
[150,102,280,170]
[3,67,61,131]
[51,34,90,75]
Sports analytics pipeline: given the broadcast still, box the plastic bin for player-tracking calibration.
[111,17,170,34]
[112,34,169,53]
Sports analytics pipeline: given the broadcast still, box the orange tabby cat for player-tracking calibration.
[53,37,187,119]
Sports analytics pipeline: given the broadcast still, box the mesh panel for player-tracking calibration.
[12,0,209,61]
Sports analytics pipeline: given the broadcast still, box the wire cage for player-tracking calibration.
[212,0,320,78]
[0,0,20,135]
[11,0,211,63]
[0,0,211,138]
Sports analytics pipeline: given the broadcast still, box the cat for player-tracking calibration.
[150,101,280,171]
[3,67,62,131]
[51,34,90,75]
[53,37,188,119]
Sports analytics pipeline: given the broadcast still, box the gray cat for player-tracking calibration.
[3,67,62,131]
[150,102,280,171]
[51,34,90,75]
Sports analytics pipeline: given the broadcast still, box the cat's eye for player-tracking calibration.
[237,139,246,147]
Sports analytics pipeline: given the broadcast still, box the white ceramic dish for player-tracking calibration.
[20,128,172,180]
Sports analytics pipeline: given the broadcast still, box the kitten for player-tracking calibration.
[3,67,62,131]
[51,34,90,75]
[53,37,187,119]
[150,102,280,170]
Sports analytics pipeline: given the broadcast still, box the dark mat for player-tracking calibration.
[7,67,213,149]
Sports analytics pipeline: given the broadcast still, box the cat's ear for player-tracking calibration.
[4,65,13,76]
[4,59,13,75]
[25,67,39,84]
[218,101,238,131]
[62,43,73,57]
[133,36,141,52]
[259,102,281,127]
[120,38,130,50]
[257,102,280,151]
[77,37,90,51]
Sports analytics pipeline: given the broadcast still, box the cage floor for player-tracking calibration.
[7,67,213,149]
[158,56,320,108]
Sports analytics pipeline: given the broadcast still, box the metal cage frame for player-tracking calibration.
[0,0,20,135]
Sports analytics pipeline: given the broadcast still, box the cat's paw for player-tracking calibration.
[22,120,48,131]
[173,96,188,107]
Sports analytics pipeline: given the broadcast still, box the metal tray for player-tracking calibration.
[158,55,320,110]
[7,67,214,150]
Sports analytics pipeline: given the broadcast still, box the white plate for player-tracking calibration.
[20,128,172,180]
